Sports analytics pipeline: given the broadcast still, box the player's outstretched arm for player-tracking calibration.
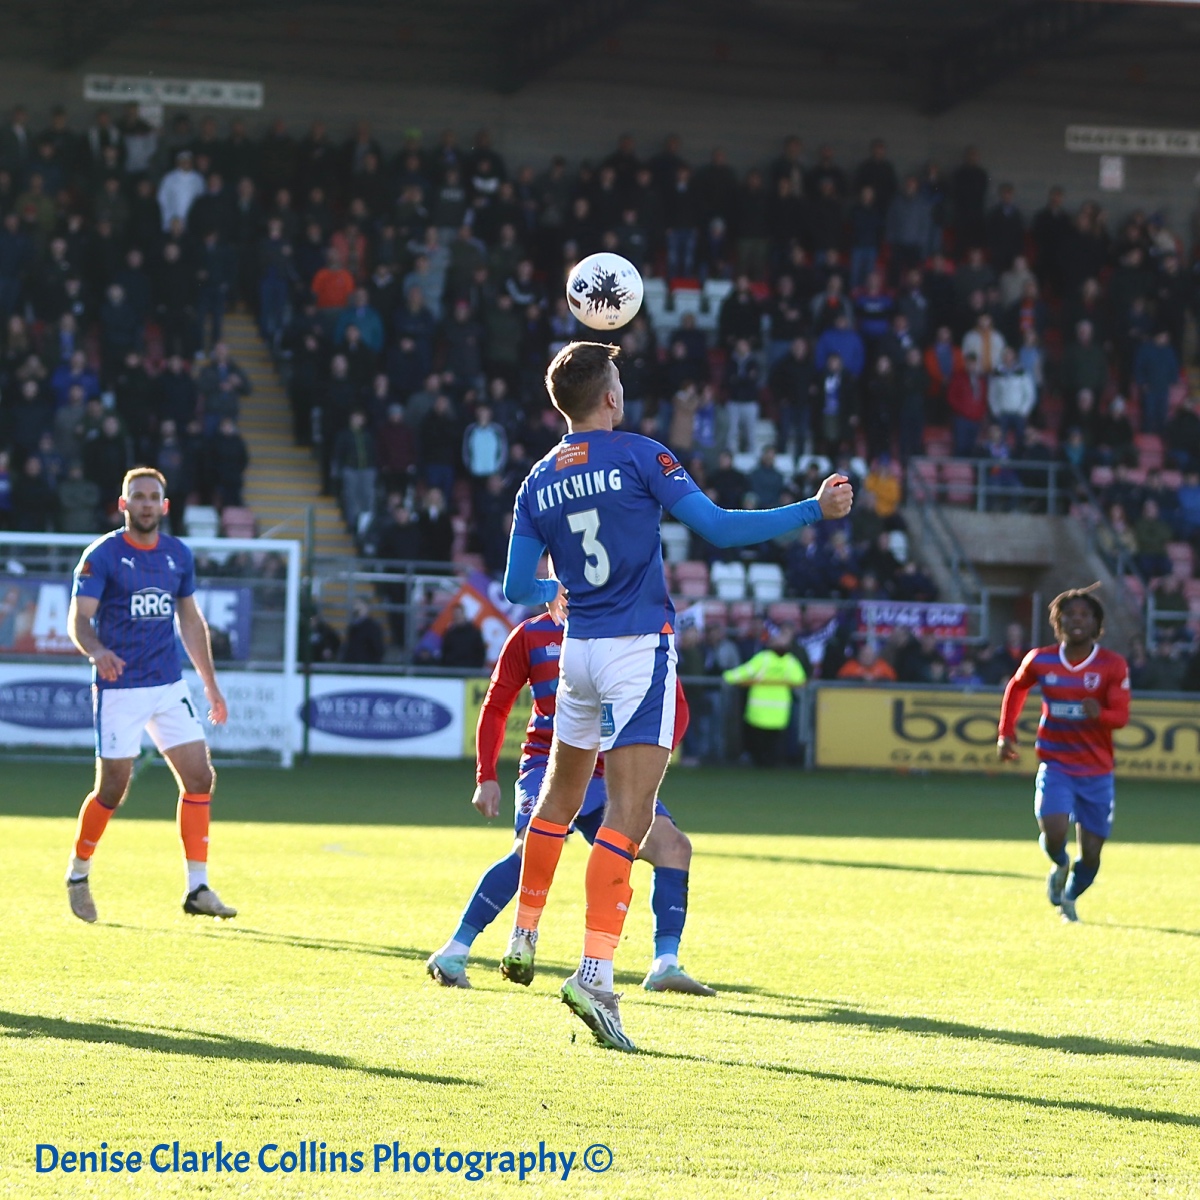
[68,595,126,682]
[996,651,1038,762]
[503,534,566,619]
[175,595,227,725]
[669,474,853,549]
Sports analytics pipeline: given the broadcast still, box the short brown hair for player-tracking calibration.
[544,341,619,420]
[122,467,168,496]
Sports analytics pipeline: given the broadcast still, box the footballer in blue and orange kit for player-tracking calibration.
[997,586,1131,922]
[64,467,236,924]
[425,613,712,994]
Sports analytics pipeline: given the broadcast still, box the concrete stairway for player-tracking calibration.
[221,312,355,561]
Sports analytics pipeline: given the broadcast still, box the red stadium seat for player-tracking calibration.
[767,601,802,626]
[728,600,756,629]
[1124,467,1147,486]
[940,462,976,506]
[1167,542,1194,577]
[1185,578,1200,602]
[1122,575,1145,604]
[1135,433,1164,471]
[1089,466,1114,488]
[803,603,838,629]
[1160,470,1184,490]
[220,507,257,538]
[702,600,728,626]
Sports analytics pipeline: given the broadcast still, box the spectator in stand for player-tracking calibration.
[951,146,989,248]
[440,604,486,668]
[156,151,205,230]
[988,345,1037,451]
[211,417,249,508]
[816,351,858,454]
[886,175,934,278]
[1133,329,1180,436]
[864,455,902,522]
[770,336,817,454]
[57,462,101,533]
[82,413,131,502]
[0,450,11,528]
[377,402,417,491]
[923,324,962,409]
[334,287,384,353]
[897,345,928,462]
[985,183,1024,273]
[1165,395,1200,472]
[1061,319,1109,402]
[197,342,252,435]
[718,275,762,348]
[462,403,508,482]
[735,168,771,279]
[420,392,461,498]
[748,446,785,508]
[837,642,897,682]
[311,248,355,312]
[816,312,864,380]
[848,186,882,288]
[962,311,1005,374]
[947,351,988,456]
[1134,498,1173,578]
[342,598,385,665]
[418,486,453,562]
[724,338,761,454]
[11,455,54,531]
[332,409,377,534]
[1097,502,1137,563]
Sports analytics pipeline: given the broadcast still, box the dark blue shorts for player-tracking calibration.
[514,764,672,840]
[1034,761,1115,839]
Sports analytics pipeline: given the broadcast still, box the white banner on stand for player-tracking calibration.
[300,675,464,758]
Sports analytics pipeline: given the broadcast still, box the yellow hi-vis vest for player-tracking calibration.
[723,650,807,730]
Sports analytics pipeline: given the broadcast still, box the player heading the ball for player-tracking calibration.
[65,468,237,924]
[500,340,852,1051]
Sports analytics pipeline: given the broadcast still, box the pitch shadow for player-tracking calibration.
[694,850,1039,881]
[634,1047,1200,1126]
[0,1009,477,1087]
[724,1002,1200,1066]
[1102,922,1200,939]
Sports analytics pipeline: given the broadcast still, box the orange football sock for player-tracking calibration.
[582,825,638,963]
[73,793,116,862]
[178,793,211,862]
[514,815,569,932]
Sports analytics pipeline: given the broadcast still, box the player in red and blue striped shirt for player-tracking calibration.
[425,613,713,994]
[997,587,1131,922]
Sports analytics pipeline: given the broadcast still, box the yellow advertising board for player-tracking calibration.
[461,678,533,761]
[815,685,1200,780]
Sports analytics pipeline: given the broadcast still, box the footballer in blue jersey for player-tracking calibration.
[64,467,237,924]
[498,340,852,1051]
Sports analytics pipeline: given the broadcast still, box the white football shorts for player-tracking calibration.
[554,632,677,752]
[93,678,207,760]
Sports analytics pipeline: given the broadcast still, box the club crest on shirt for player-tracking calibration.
[555,442,589,471]
[1045,673,1057,684]
[1084,672,1101,690]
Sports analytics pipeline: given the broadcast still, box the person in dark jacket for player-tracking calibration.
[440,604,486,668]
[342,598,385,664]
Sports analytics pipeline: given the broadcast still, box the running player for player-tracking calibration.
[64,468,237,923]
[997,586,1130,922]
[500,341,852,1050]
[426,613,713,995]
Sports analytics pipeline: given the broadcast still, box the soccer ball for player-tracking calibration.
[566,252,644,331]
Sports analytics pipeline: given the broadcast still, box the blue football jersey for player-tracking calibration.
[512,431,700,639]
[72,531,197,689]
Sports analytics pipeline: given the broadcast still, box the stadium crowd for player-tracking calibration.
[3,104,1200,675]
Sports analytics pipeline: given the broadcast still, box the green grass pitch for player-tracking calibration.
[1,758,1199,1198]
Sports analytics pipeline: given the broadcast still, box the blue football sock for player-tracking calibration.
[1065,858,1098,900]
[1039,833,1069,868]
[651,867,689,959]
[455,850,522,947]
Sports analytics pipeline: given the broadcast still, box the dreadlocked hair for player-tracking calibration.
[1048,583,1105,641]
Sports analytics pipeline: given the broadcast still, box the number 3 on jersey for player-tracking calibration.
[567,508,611,587]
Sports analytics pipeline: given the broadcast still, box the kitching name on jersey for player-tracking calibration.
[512,430,700,641]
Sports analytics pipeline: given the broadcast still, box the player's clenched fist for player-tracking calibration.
[472,780,502,820]
[816,473,854,520]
